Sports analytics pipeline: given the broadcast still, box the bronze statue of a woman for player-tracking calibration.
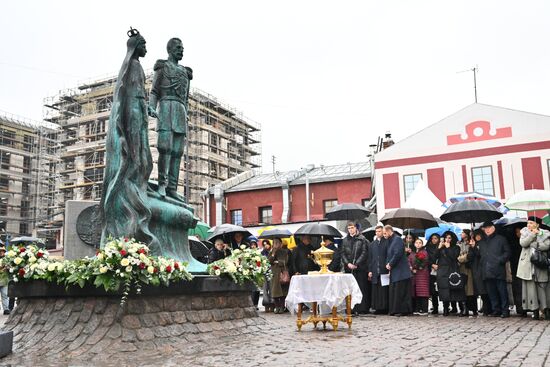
[100,28,158,249]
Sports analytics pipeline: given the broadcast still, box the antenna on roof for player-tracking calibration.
[457,65,479,103]
[271,155,276,174]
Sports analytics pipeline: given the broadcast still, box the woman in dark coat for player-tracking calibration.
[385,225,412,316]
[467,230,490,315]
[368,225,389,314]
[435,231,466,316]
[269,238,289,314]
[425,233,441,314]
[324,236,342,272]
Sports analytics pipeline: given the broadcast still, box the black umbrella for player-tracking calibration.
[206,224,252,242]
[440,200,503,224]
[294,223,343,238]
[258,228,292,239]
[380,208,438,230]
[325,203,370,221]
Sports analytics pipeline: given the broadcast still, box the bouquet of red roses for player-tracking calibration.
[414,251,428,270]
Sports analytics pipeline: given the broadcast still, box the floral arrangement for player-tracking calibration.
[207,245,270,287]
[0,244,54,283]
[0,238,193,306]
[414,250,428,270]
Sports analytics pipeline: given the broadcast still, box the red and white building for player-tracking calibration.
[375,103,550,217]
[203,162,372,227]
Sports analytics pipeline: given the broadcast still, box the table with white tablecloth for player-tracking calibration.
[284,273,363,331]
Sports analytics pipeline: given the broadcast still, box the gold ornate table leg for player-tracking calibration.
[346,295,352,329]
[331,306,339,331]
[312,302,318,328]
[297,303,303,331]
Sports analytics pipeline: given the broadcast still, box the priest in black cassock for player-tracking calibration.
[368,225,389,314]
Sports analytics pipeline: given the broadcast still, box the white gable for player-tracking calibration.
[375,104,550,162]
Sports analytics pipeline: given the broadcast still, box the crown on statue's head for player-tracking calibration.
[127,27,140,38]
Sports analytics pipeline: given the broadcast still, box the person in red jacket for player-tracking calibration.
[409,238,430,315]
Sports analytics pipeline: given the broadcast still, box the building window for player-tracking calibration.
[230,209,243,226]
[0,198,7,216]
[547,160,550,183]
[20,200,30,218]
[323,199,338,215]
[19,222,29,235]
[471,166,494,196]
[403,174,422,201]
[259,206,272,224]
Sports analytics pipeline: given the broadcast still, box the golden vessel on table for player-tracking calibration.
[296,242,352,331]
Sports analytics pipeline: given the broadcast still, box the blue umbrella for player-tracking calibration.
[424,223,463,240]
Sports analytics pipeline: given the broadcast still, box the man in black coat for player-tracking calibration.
[478,221,510,318]
[341,222,369,314]
[368,225,389,313]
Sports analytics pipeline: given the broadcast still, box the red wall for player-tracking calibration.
[225,187,283,226]
[522,157,544,190]
[289,178,372,222]
[208,177,372,226]
[383,173,400,209]
[427,168,446,202]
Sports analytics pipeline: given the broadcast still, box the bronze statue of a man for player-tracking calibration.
[148,38,192,200]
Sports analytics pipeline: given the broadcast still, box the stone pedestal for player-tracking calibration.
[2,276,261,362]
[63,200,98,260]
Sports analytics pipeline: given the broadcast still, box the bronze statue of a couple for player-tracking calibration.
[100,28,200,269]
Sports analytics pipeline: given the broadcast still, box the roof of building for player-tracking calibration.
[220,161,372,193]
[0,110,59,131]
[375,103,550,162]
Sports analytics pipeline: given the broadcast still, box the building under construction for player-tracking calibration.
[43,74,261,244]
[0,111,60,248]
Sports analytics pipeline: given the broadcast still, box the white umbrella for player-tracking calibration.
[505,189,550,211]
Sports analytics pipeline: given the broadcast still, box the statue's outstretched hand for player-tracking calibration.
[148,106,158,118]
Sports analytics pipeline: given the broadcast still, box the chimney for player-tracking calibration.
[382,132,394,149]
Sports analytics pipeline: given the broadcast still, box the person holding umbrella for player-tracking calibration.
[231,232,249,250]
[477,221,511,318]
[385,225,412,316]
[341,222,369,315]
[269,238,290,314]
[517,216,550,320]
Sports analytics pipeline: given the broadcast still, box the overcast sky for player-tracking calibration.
[1,1,549,173]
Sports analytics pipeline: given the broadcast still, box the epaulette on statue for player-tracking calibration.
[153,59,166,71]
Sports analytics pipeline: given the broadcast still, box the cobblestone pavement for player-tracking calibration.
[2,311,550,366]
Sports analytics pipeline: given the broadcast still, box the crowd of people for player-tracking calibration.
[207,216,550,319]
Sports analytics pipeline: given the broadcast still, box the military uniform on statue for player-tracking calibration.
[149,37,193,203]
